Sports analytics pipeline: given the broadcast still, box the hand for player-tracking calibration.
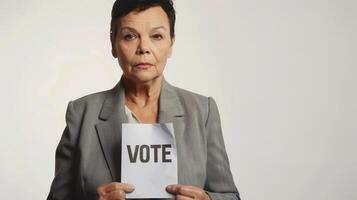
[166,184,211,200]
[97,182,135,200]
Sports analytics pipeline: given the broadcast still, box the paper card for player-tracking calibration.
[121,123,177,199]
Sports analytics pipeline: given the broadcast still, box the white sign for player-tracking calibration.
[121,123,177,199]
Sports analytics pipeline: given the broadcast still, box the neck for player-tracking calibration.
[122,76,163,107]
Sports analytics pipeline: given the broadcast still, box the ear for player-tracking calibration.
[168,36,175,58]
[111,43,118,58]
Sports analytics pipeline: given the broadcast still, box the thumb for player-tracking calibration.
[121,183,135,193]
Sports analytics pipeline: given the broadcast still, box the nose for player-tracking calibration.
[136,37,151,55]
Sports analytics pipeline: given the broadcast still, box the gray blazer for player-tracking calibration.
[47,78,240,200]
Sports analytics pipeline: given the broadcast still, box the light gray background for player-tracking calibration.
[0,0,356,199]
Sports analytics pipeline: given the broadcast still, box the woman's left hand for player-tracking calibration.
[166,184,211,200]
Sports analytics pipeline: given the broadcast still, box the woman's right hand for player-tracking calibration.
[96,182,135,200]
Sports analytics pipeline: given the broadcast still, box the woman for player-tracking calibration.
[47,0,240,200]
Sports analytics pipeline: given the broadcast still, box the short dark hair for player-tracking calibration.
[110,0,176,43]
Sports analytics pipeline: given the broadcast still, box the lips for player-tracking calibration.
[134,62,153,69]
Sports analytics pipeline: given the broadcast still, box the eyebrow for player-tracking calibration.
[120,26,167,32]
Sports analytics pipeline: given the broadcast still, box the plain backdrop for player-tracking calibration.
[0,0,356,199]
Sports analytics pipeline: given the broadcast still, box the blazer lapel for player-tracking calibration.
[95,80,127,182]
[158,79,185,123]
[159,79,186,184]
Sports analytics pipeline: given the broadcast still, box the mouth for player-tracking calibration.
[134,62,153,69]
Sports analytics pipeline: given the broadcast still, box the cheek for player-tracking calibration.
[116,45,138,73]
[117,43,136,63]
[154,44,172,63]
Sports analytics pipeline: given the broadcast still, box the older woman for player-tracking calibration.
[47,0,240,200]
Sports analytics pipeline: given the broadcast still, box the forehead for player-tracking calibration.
[119,6,170,29]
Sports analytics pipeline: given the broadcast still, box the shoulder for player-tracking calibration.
[67,88,112,115]
[168,83,218,119]
[172,84,209,105]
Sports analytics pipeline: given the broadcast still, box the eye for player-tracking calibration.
[152,34,163,40]
[124,33,137,41]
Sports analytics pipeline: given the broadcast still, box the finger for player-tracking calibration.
[104,190,126,200]
[166,184,183,194]
[167,184,192,197]
[176,194,193,200]
[97,184,108,196]
[167,184,206,199]
[106,182,135,193]
[97,182,135,196]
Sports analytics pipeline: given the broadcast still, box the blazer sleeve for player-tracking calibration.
[47,101,81,200]
[204,97,241,200]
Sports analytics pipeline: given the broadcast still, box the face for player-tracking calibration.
[112,6,175,83]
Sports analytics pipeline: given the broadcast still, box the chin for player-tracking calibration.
[131,73,161,84]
